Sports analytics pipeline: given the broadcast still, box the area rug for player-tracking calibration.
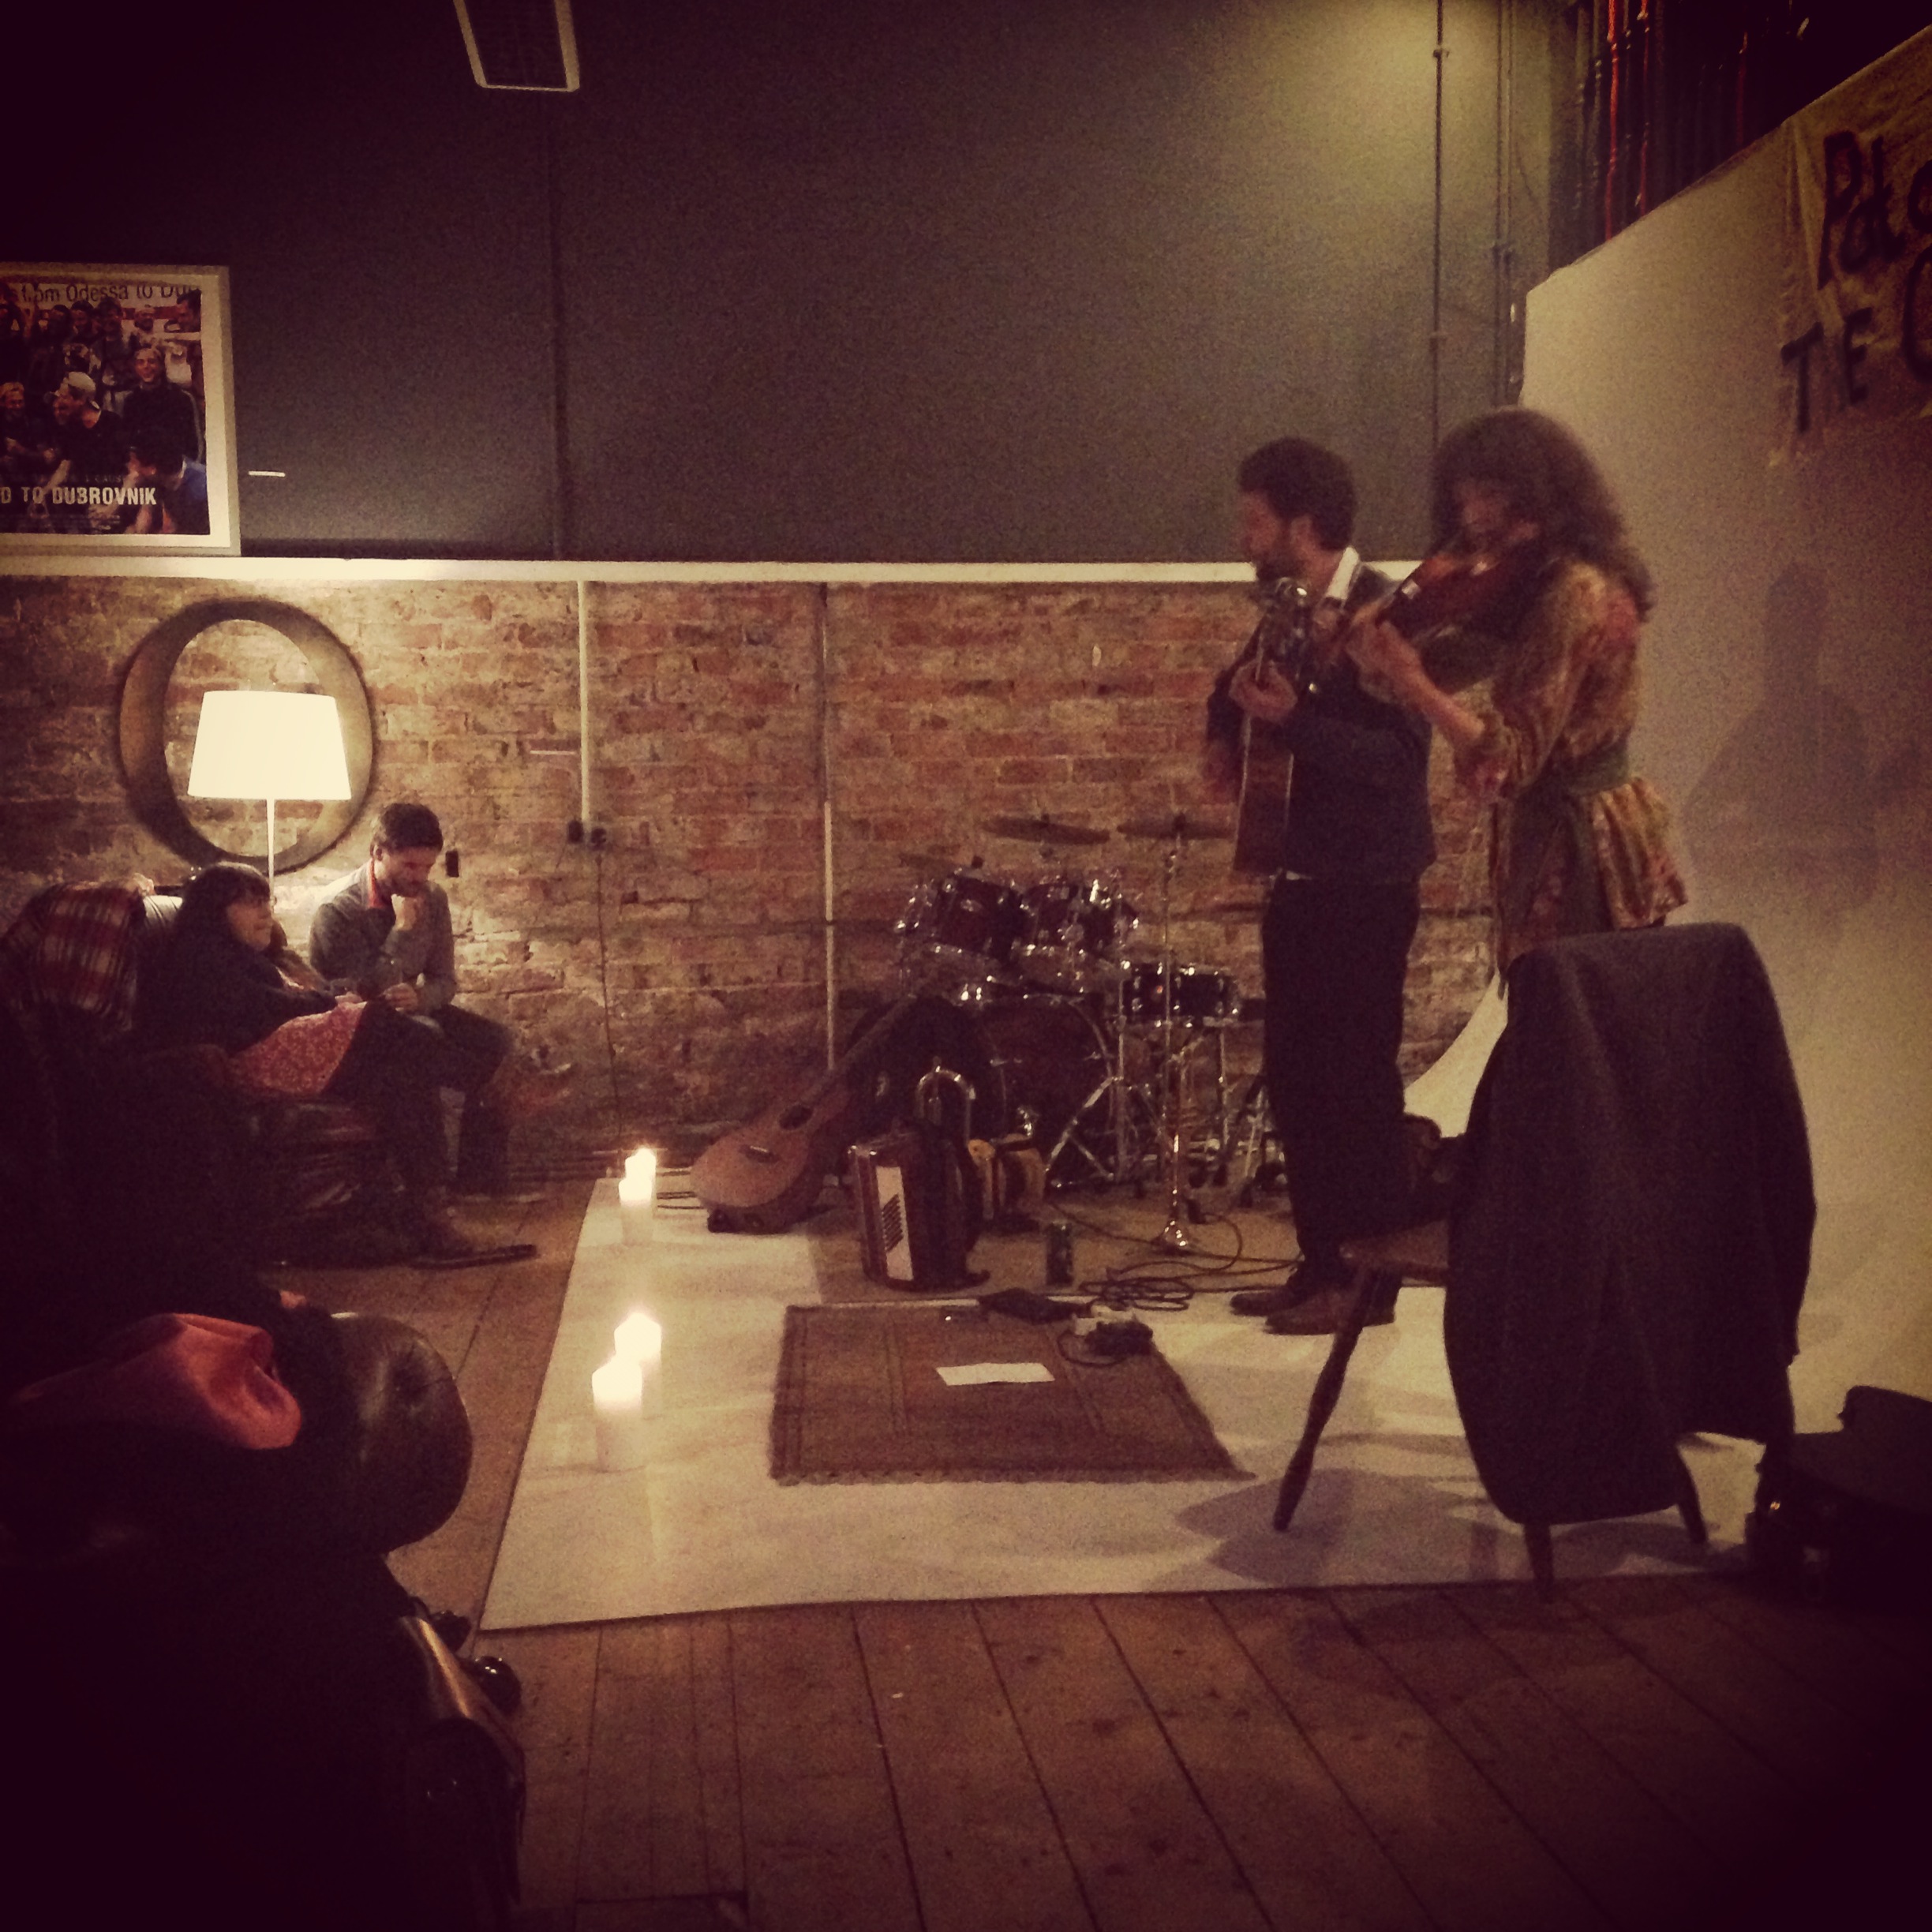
[770,1301,1245,1484]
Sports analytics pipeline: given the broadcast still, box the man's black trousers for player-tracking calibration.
[1261,876,1420,1277]
[327,1002,511,1193]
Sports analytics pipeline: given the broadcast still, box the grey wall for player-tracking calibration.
[10,0,1548,561]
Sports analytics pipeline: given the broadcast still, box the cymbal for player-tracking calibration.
[1116,811,1234,843]
[981,814,1110,848]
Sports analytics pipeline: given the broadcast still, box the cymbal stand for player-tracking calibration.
[1149,839,1198,1252]
[1219,1069,1282,1206]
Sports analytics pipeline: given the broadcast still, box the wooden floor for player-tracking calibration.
[301,1183,1932,1932]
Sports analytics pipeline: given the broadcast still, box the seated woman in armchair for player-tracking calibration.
[140,863,493,1262]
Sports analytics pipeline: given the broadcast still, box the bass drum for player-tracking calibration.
[973,994,1114,1182]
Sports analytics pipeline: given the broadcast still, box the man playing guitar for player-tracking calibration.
[1202,439,1433,1335]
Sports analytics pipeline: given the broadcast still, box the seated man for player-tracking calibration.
[309,801,564,1198]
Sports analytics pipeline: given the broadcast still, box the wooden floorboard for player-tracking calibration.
[1217,1589,1616,1932]
[855,1599,1096,1932]
[1094,1593,1430,1932]
[977,1593,1274,1932]
[309,1186,1932,1932]
[1447,1582,1801,1867]
[1328,1586,1725,1931]
[729,1604,923,1932]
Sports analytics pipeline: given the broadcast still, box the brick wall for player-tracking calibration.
[0,573,1492,1168]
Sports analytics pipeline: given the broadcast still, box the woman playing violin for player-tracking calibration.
[1347,407,1687,972]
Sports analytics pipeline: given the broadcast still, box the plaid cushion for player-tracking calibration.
[0,884,146,1037]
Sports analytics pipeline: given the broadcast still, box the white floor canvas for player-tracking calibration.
[481,1178,1774,1631]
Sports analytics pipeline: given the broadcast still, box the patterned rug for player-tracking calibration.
[770,1301,1244,1484]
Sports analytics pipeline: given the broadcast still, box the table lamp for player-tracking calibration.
[187,690,352,895]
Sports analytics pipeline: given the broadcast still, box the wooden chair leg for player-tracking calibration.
[1673,1447,1708,1546]
[1273,1264,1377,1532]
[1525,1522,1556,1597]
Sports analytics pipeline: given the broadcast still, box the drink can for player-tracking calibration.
[1045,1220,1076,1286]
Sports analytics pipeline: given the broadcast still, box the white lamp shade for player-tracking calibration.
[188,690,352,802]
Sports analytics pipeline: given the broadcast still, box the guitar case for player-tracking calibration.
[1747,1384,1932,1610]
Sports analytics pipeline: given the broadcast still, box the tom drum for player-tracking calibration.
[895,870,1027,985]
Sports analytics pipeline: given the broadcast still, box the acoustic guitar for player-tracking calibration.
[691,995,922,1233]
[1227,540,1550,878]
[1230,578,1312,878]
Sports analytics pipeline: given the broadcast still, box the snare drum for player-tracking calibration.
[1119,960,1242,1028]
[896,869,1026,983]
[1013,878,1136,992]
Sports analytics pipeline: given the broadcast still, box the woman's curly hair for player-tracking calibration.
[1431,408,1654,616]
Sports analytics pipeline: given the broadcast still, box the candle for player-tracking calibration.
[612,1310,665,1416]
[618,1147,657,1242]
[591,1354,649,1471]
[618,1147,657,1207]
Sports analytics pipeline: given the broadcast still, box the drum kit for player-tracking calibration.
[890,808,1254,1239]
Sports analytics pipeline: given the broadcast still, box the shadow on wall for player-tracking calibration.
[1683,563,1900,1037]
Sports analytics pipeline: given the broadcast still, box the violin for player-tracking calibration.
[1346,538,1551,694]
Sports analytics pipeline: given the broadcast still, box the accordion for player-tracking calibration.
[852,1125,945,1287]
[852,1065,985,1290]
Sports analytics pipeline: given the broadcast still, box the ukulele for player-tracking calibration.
[691,995,922,1233]
[1229,578,1313,878]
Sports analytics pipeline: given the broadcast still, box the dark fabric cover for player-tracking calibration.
[1445,923,1812,1527]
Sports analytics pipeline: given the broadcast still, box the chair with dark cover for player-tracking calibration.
[1275,923,1814,1593]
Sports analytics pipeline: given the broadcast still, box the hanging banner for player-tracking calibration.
[1777,27,1932,457]
[0,262,238,554]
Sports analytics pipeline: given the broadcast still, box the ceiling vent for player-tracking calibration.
[452,0,580,92]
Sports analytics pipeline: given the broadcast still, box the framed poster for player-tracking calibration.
[0,262,238,555]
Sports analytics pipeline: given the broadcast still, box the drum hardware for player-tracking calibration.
[1219,1071,1286,1206]
[981,812,1111,848]
[1115,811,1234,844]
[974,992,1139,1190]
[1137,835,1199,1252]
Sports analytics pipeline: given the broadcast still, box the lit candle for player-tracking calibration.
[618,1148,657,1241]
[618,1148,657,1206]
[591,1354,648,1471]
[612,1309,665,1416]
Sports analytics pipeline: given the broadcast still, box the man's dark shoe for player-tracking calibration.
[1230,1256,1342,1317]
[1264,1269,1401,1335]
